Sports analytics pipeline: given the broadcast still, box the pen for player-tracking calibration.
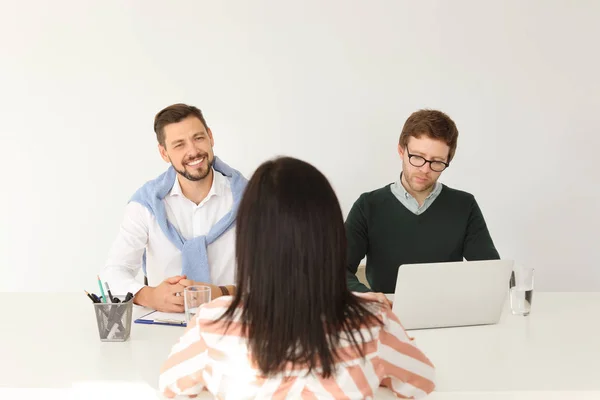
[124,292,133,302]
[105,282,115,303]
[155,319,185,325]
[97,275,107,303]
[106,323,120,340]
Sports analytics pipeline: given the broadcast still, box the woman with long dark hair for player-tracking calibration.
[160,157,435,399]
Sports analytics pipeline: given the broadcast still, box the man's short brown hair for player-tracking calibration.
[399,109,459,162]
[154,103,208,146]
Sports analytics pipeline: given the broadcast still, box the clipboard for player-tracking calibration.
[134,310,187,327]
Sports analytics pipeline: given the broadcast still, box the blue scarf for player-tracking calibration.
[129,156,247,282]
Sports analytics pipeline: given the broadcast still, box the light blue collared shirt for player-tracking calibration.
[390,173,443,215]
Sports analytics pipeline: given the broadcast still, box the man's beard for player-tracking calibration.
[405,171,435,193]
[173,154,214,181]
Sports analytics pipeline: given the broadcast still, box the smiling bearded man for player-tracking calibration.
[100,103,247,312]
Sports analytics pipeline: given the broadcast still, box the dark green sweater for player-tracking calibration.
[346,183,500,293]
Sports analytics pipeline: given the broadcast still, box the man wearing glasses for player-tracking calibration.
[346,109,500,293]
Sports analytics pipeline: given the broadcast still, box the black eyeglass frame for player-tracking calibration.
[406,147,450,172]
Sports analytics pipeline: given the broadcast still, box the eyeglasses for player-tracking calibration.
[406,147,449,172]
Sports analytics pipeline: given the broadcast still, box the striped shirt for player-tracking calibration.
[159,293,436,399]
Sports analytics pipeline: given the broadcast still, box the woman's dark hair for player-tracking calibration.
[217,156,382,378]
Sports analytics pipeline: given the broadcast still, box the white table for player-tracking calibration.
[1,293,599,399]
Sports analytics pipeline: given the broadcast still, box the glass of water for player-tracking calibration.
[509,267,534,316]
[184,285,211,323]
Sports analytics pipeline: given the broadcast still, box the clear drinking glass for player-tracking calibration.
[509,267,534,316]
[184,285,211,323]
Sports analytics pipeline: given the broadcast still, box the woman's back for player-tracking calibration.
[159,157,435,399]
[160,293,434,399]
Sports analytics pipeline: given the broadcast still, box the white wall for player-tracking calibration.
[1,0,598,293]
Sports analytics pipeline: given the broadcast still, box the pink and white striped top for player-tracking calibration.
[159,293,435,399]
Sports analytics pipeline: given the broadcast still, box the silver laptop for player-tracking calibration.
[391,259,514,330]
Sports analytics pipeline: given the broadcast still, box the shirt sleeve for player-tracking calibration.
[378,306,436,399]
[345,194,371,293]
[159,316,209,398]
[100,202,149,296]
[463,197,500,261]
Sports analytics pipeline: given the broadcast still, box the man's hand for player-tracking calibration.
[372,292,394,308]
[134,275,187,312]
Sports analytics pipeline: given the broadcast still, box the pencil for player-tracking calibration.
[84,290,98,303]
[97,275,107,303]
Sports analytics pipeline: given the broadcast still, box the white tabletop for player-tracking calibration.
[1,292,599,399]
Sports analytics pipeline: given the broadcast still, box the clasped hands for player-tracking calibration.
[134,275,221,313]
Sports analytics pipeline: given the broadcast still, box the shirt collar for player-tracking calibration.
[169,167,225,200]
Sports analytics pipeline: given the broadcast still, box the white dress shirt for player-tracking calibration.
[101,169,236,296]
